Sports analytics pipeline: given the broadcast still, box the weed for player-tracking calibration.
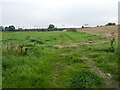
[109,32,116,52]
[70,70,103,88]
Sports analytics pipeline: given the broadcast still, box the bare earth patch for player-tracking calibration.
[54,44,79,48]
[54,45,64,48]
[77,25,118,38]
[54,41,108,49]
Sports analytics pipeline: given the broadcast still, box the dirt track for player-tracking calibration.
[54,40,108,49]
[77,25,118,38]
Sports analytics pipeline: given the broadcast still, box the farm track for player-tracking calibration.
[56,32,110,48]
[54,40,108,49]
[51,49,66,88]
[62,32,73,41]
[52,32,118,88]
[85,57,118,88]
[52,61,61,87]
[51,33,73,87]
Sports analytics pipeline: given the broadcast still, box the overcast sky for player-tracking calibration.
[0,0,119,28]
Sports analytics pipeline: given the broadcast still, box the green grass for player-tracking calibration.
[70,70,103,88]
[2,31,118,88]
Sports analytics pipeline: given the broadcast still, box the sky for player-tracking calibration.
[0,0,119,28]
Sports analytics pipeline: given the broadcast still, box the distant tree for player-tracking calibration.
[0,26,4,31]
[4,25,16,31]
[54,28,58,31]
[66,28,77,32]
[8,25,15,31]
[48,24,55,30]
[81,26,84,28]
[105,23,116,26]
[5,26,9,31]
[18,28,23,31]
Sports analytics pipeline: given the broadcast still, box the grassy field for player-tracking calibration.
[1,31,119,88]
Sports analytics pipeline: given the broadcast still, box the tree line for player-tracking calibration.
[0,23,116,32]
[0,24,58,32]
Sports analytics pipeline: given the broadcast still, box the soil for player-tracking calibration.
[54,41,108,49]
[77,25,118,38]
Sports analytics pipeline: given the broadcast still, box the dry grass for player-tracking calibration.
[77,25,118,38]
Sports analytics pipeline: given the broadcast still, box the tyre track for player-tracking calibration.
[82,57,118,88]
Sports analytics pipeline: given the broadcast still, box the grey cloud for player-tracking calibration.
[1,0,118,28]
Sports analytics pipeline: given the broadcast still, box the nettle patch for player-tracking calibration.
[70,70,103,88]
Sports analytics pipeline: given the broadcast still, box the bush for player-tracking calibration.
[66,28,77,32]
[105,23,116,26]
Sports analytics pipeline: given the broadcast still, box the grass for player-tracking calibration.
[2,31,118,88]
[70,70,103,88]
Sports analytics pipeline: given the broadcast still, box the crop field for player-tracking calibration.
[77,25,118,38]
[1,31,119,88]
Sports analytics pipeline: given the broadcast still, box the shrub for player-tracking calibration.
[109,32,116,52]
[66,28,77,32]
[105,23,116,26]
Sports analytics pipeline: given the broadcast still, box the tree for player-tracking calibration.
[54,28,57,31]
[81,26,84,28]
[48,24,55,30]
[8,25,15,31]
[66,28,77,32]
[18,28,23,31]
[0,26,4,31]
[5,26,9,31]
[4,25,16,31]
[105,23,116,26]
